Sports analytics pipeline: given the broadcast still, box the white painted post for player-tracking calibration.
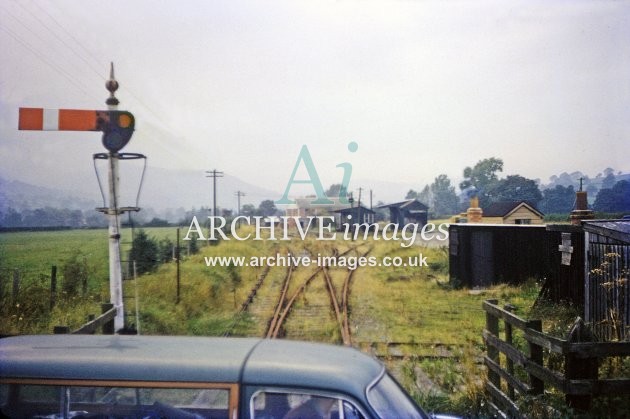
[107,153,124,331]
[106,63,125,332]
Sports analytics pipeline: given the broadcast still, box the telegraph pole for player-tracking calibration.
[206,169,224,216]
[357,187,363,224]
[370,189,373,223]
[235,190,246,215]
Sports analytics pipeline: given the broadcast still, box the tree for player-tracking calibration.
[459,157,504,207]
[158,237,175,263]
[594,180,630,212]
[240,204,257,216]
[417,185,432,207]
[601,173,617,190]
[486,175,543,206]
[145,217,169,227]
[326,184,343,198]
[540,185,575,214]
[258,200,277,217]
[0,208,23,228]
[62,250,89,296]
[405,189,418,199]
[128,229,159,275]
[430,174,459,217]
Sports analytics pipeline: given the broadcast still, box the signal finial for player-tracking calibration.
[105,62,120,109]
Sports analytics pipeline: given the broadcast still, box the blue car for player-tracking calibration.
[0,335,440,418]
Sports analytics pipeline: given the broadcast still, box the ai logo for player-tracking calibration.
[275,142,358,205]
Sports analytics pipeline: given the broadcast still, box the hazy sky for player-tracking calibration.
[1,0,629,202]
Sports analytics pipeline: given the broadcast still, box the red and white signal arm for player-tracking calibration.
[18,107,135,152]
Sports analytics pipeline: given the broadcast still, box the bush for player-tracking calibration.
[62,250,89,295]
[158,237,174,263]
[128,230,159,275]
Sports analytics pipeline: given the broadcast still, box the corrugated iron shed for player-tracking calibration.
[583,220,630,243]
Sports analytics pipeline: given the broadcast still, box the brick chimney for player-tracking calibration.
[570,179,594,225]
[467,195,483,223]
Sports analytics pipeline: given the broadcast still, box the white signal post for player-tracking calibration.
[18,63,138,333]
[104,63,125,331]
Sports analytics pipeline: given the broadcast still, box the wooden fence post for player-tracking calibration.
[504,304,516,400]
[485,299,500,388]
[176,228,181,304]
[12,269,20,304]
[526,319,544,396]
[82,269,88,296]
[50,265,57,310]
[101,303,115,334]
[565,317,598,412]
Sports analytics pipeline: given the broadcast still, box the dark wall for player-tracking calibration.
[449,224,549,288]
[541,225,585,308]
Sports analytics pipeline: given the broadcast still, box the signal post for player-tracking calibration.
[18,64,141,332]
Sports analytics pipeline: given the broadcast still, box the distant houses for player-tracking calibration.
[378,199,429,226]
[283,197,348,222]
[482,201,544,224]
[281,197,377,230]
[333,205,375,231]
[454,200,544,225]
[279,196,429,230]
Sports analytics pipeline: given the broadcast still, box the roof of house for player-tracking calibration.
[333,205,375,214]
[483,201,544,218]
[378,199,428,211]
[281,197,349,211]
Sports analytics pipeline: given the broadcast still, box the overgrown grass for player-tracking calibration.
[2,227,544,416]
[0,227,189,335]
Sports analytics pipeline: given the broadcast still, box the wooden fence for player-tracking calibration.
[53,303,116,335]
[483,299,630,417]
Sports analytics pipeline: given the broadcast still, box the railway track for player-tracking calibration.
[263,244,371,345]
[224,243,465,365]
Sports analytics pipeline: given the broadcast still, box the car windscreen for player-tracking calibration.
[366,372,428,419]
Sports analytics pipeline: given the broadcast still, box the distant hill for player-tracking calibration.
[0,167,281,223]
[2,166,627,224]
[0,177,99,212]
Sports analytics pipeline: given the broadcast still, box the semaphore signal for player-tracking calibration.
[17,63,145,333]
[18,107,135,153]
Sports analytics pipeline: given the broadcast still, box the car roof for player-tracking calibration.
[243,338,383,397]
[0,335,383,399]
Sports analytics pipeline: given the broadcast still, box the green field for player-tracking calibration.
[0,227,181,334]
[0,226,541,415]
[0,227,179,283]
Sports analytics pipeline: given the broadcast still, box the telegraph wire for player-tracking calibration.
[0,25,100,102]
[3,1,207,168]
[32,1,200,164]
[7,2,164,124]
[26,0,107,82]
[29,1,175,129]
[32,1,178,130]
[10,1,104,90]
[0,3,101,101]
